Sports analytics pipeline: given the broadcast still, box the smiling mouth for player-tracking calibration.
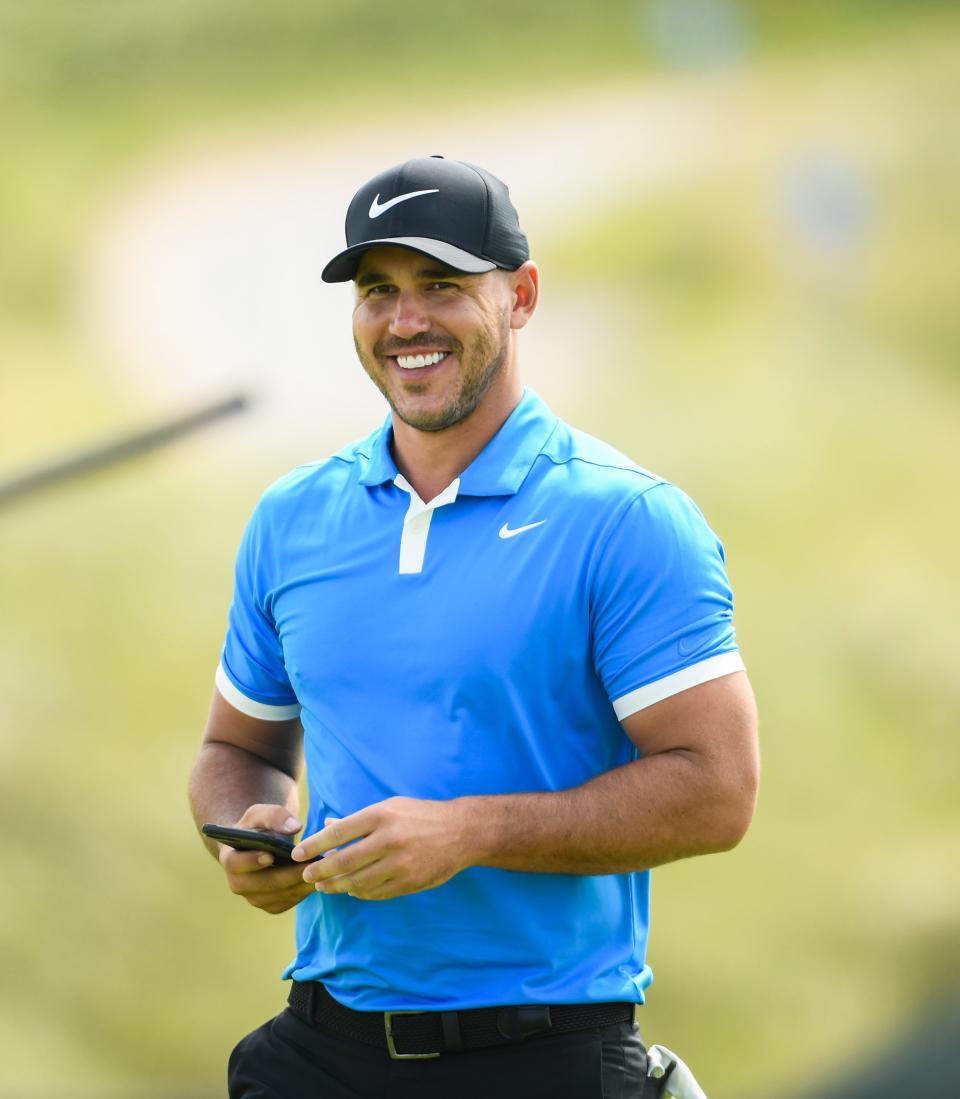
[392,351,451,371]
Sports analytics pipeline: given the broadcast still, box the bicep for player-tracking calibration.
[201,688,304,780]
[620,671,759,781]
[593,485,740,716]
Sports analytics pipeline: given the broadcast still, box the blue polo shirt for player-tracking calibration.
[216,388,743,1011]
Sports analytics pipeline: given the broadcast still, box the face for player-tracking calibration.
[352,247,516,433]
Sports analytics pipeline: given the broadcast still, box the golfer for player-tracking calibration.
[190,155,760,1098]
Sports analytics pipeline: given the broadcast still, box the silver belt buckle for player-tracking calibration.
[384,1010,441,1060]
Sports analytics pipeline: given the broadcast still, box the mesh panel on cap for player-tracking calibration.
[466,162,529,269]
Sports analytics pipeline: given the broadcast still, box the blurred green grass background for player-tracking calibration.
[2,2,958,1096]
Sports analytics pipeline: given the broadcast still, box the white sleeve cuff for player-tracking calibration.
[611,651,746,721]
[215,662,301,721]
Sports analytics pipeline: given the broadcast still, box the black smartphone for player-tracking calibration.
[201,823,297,862]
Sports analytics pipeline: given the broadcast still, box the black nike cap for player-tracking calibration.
[321,155,529,283]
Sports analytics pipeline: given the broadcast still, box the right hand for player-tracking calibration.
[218,804,314,915]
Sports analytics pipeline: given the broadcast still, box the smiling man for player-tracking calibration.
[353,252,516,433]
[190,155,759,1099]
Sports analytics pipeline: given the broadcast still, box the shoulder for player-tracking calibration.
[533,417,721,557]
[536,418,671,510]
[250,425,382,530]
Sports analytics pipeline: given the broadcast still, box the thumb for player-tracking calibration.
[236,803,302,835]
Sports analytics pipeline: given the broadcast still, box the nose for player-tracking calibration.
[387,289,431,340]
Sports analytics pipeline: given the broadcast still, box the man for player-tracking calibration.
[189,155,759,1099]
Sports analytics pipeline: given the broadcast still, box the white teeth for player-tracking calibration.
[396,351,447,370]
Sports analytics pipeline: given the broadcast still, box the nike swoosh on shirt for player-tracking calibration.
[368,189,440,219]
[499,521,547,539]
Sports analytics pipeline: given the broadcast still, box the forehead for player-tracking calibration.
[355,246,465,282]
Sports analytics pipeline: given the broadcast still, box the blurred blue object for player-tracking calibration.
[638,0,751,68]
[781,151,873,253]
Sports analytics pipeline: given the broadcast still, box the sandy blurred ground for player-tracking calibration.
[79,82,729,454]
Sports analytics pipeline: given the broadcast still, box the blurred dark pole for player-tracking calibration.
[0,393,249,508]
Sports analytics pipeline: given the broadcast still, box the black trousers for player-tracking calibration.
[228,1006,653,1099]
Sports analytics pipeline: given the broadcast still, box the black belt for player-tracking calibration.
[287,980,633,1060]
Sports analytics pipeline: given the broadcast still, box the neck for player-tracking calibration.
[390,371,524,503]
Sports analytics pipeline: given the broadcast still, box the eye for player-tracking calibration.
[427,281,456,291]
[365,284,396,297]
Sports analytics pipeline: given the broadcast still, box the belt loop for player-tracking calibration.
[496,1005,552,1041]
[440,1011,463,1052]
[306,981,318,1022]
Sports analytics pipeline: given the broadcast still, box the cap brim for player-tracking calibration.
[321,237,498,283]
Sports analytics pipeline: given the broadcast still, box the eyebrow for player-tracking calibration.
[355,266,464,288]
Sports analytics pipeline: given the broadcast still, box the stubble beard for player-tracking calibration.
[355,313,511,433]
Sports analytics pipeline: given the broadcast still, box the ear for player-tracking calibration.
[507,261,540,330]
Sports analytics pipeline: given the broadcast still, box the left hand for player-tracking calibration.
[291,796,474,900]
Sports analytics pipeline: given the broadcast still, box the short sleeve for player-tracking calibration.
[217,503,301,721]
[591,482,744,720]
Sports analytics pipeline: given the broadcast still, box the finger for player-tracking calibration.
[253,893,312,915]
[219,847,276,873]
[311,848,395,893]
[243,880,315,914]
[220,845,303,874]
[235,803,302,835]
[229,870,307,896]
[316,864,399,900]
[292,812,368,861]
[291,820,345,861]
[226,858,309,889]
[233,876,312,903]
[361,878,412,901]
[302,838,385,884]
[228,864,314,899]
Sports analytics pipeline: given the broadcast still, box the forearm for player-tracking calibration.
[297,675,759,899]
[189,741,300,859]
[462,749,756,875]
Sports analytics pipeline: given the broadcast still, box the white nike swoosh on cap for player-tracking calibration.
[499,521,547,539]
[368,189,440,219]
